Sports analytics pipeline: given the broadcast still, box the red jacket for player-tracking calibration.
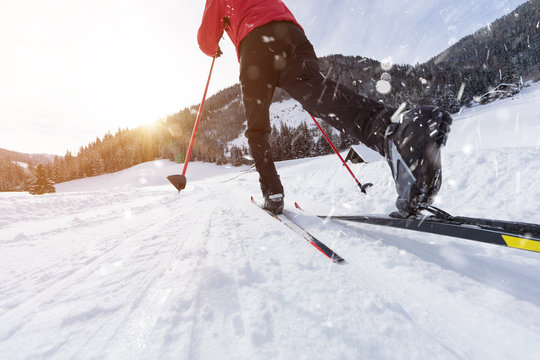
[197,0,302,60]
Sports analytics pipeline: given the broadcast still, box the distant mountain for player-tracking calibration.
[291,0,530,65]
[425,0,540,84]
[0,148,54,166]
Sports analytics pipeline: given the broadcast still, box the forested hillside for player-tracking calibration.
[0,149,53,191]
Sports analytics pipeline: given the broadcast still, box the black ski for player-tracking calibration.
[314,207,540,254]
[251,197,345,263]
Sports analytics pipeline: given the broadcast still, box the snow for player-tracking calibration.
[447,83,540,152]
[12,161,29,169]
[2,83,540,359]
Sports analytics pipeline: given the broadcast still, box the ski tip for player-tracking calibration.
[294,202,302,210]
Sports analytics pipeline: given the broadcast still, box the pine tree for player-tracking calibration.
[282,123,295,159]
[291,122,312,159]
[269,124,283,161]
[29,164,56,195]
[229,146,244,166]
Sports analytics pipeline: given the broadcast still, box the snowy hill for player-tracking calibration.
[0,148,54,166]
[1,83,540,359]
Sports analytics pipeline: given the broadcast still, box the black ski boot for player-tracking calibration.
[263,193,284,215]
[384,106,452,217]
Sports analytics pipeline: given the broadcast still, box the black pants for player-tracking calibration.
[239,21,394,197]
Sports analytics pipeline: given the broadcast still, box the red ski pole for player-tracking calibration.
[168,56,216,191]
[309,113,372,193]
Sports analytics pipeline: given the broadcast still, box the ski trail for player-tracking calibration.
[326,217,540,306]
[0,187,214,358]
[281,208,540,359]
[184,188,288,359]
[98,194,217,359]
[0,192,179,316]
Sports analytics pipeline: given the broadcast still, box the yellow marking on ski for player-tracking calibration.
[502,235,540,253]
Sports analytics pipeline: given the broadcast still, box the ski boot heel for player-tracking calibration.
[263,193,284,215]
[385,105,452,217]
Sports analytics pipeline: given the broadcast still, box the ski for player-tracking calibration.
[312,206,540,254]
[251,196,345,263]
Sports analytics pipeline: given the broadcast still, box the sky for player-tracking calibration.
[0,0,528,155]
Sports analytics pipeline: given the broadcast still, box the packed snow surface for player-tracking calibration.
[1,83,540,359]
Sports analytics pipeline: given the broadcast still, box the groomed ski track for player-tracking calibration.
[2,155,540,359]
[2,84,540,359]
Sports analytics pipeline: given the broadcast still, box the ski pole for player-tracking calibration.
[167,56,216,192]
[308,113,372,193]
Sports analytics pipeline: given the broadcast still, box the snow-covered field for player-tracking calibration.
[1,83,540,359]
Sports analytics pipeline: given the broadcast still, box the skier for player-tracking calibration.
[197,0,452,217]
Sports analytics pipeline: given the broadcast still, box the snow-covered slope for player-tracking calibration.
[1,84,540,359]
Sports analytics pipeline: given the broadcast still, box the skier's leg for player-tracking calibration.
[384,105,452,216]
[275,23,453,216]
[239,27,284,205]
[276,24,395,155]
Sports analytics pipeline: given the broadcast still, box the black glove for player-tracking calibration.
[215,46,223,58]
